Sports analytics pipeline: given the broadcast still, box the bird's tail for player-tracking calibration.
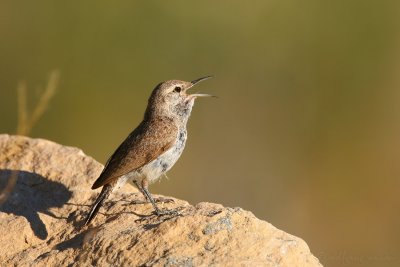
[84,184,114,226]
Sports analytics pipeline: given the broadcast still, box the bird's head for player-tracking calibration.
[145,76,213,122]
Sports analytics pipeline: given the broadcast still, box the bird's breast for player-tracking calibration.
[134,129,187,184]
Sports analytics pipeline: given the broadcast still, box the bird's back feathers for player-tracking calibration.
[91,116,178,189]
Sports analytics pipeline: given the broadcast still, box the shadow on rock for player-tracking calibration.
[0,169,72,240]
[55,231,87,251]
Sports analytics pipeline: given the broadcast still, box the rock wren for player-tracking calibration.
[84,76,213,225]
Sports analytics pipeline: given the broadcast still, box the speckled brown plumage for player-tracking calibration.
[91,117,178,189]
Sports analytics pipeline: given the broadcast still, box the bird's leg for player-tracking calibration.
[133,180,173,205]
[132,180,148,203]
[141,179,178,216]
[128,180,149,204]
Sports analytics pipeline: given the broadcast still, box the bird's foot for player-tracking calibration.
[154,208,181,216]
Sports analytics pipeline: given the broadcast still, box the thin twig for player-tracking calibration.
[25,70,60,134]
[16,82,28,135]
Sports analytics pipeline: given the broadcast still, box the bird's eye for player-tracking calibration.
[173,86,182,93]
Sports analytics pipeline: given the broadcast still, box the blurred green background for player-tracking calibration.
[1,1,400,266]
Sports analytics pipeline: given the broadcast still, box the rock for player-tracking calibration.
[0,135,322,266]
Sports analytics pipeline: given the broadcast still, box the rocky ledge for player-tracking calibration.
[0,135,322,266]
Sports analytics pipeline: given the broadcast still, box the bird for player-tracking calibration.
[84,76,213,225]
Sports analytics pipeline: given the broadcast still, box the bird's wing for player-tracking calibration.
[91,117,178,189]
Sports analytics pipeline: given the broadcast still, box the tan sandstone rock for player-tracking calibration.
[0,135,322,266]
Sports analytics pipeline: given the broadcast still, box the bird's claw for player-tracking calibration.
[155,208,180,216]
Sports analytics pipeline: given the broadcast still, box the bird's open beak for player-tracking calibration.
[189,93,215,98]
[187,76,215,98]
[191,76,213,85]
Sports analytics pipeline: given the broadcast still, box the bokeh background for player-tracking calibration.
[1,1,400,266]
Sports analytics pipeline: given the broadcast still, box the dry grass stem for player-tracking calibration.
[27,70,60,134]
[16,82,28,135]
[16,69,60,135]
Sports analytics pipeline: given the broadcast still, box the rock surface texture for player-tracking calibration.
[0,135,322,266]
